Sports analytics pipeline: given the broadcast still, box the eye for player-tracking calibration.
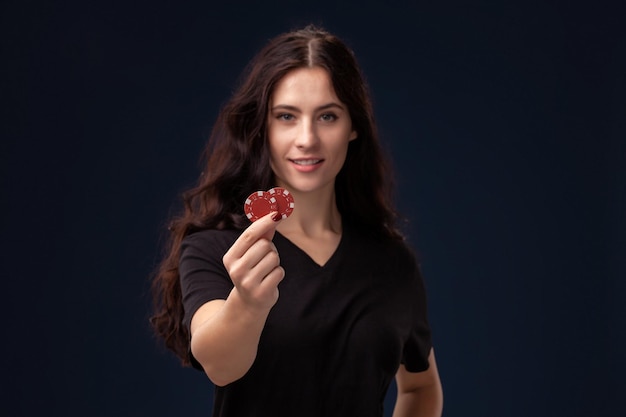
[319,113,337,122]
[276,113,295,121]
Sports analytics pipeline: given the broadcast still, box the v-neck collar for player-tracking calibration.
[274,229,347,269]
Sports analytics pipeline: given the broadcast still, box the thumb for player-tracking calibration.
[226,211,282,261]
[236,211,281,252]
[256,211,282,241]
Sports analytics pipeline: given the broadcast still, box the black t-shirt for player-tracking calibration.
[179,227,432,417]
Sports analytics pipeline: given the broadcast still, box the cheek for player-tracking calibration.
[267,138,282,172]
[267,126,293,161]
[332,133,352,158]
[266,131,278,159]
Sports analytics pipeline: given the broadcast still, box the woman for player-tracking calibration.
[151,26,443,416]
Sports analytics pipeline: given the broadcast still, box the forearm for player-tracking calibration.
[190,290,271,386]
[392,382,443,417]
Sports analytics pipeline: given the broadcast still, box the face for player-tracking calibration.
[267,66,357,196]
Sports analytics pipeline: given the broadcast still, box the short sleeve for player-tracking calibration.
[401,259,433,373]
[179,229,240,331]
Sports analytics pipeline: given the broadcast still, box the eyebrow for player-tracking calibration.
[270,103,345,112]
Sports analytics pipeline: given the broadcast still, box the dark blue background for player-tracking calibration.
[2,1,624,416]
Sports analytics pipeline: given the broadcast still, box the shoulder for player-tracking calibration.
[347,229,420,272]
[384,238,420,275]
[351,228,418,260]
[181,228,242,257]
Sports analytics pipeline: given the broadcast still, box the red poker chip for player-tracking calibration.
[244,190,277,222]
[268,187,295,220]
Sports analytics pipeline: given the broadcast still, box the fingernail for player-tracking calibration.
[272,211,282,222]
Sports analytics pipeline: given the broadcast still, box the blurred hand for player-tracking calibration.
[222,212,284,312]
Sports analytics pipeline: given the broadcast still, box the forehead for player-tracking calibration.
[271,67,340,104]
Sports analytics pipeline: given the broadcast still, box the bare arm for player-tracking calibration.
[393,349,443,417]
[188,213,284,386]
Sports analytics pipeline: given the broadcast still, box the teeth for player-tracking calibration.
[292,159,321,165]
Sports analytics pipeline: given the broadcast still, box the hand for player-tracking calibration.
[222,212,284,312]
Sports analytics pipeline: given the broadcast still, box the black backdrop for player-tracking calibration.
[2,1,624,416]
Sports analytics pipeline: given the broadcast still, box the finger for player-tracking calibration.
[231,238,278,280]
[227,212,281,260]
[259,265,285,289]
[249,249,280,279]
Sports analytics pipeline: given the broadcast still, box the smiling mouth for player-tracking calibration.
[291,159,323,166]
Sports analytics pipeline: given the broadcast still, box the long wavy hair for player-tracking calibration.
[151,25,404,365]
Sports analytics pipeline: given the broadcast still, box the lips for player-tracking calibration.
[290,159,323,166]
[288,158,324,173]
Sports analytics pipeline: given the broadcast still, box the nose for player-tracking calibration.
[294,118,318,149]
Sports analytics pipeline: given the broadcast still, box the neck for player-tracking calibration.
[277,187,342,237]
